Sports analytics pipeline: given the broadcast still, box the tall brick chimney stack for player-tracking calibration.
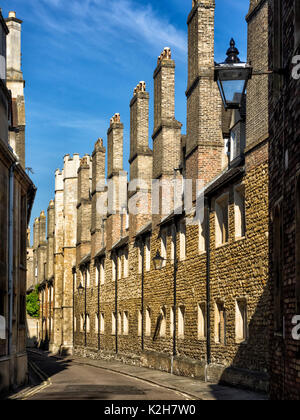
[107,113,123,179]
[33,218,40,250]
[129,82,153,237]
[33,218,39,287]
[53,168,64,353]
[152,48,182,224]
[77,155,92,261]
[246,0,269,150]
[37,211,47,285]
[106,114,128,250]
[5,11,26,168]
[186,0,223,192]
[91,138,107,255]
[47,200,55,283]
[39,211,46,245]
[62,154,81,353]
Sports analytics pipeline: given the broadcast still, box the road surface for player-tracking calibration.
[25,351,191,401]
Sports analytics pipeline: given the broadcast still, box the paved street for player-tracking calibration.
[24,351,190,401]
[7,350,267,401]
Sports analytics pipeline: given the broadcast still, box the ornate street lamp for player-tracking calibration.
[77,282,85,296]
[153,251,166,271]
[214,39,252,110]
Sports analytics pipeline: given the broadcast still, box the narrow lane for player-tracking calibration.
[26,351,190,401]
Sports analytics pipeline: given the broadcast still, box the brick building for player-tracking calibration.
[0,11,36,395]
[268,0,300,400]
[33,0,281,394]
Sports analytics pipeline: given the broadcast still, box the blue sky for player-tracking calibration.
[2,0,249,236]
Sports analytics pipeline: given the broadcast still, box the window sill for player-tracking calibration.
[215,242,229,249]
[235,236,246,242]
[235,339,248,345]
[199,250,207,256]
[198,337,207,342]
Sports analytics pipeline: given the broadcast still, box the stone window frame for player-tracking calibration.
[100,313,105,335]
[199,209,207,255]
[170,224,176,264]
[159,306,167,338]
[117,251,122,280]
[234,183,246,240]
[145,236,151,272]
[123,311,129,336]
[170,306,175,338]
[80,314,84,332]
[86,314,90,333]
[198,302,207,341]
[86,264,91,288]
[138,310,142,337]
[272,198,284,334]
[118,311,122,335]
[123,247,129,279]
[215,193,229,248]
[214,300,226,345]
[179,220,186,261]
[112,255,116,282]
[95,313,99,334]
[138,241,143,274]
[95,262,99,287]
[145,307,151,337]
[100,258,105,285]
[111,312,116,336]
[178,305,185,339]
[235,297,248,344]
[160,228,167,268]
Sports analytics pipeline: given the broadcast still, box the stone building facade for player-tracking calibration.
[33,0,278,394]
[0,11,35,395]
[268,0,300,400]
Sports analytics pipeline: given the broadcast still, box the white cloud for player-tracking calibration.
[23,0,187,61]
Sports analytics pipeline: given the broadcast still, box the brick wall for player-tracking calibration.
[269,0,300,400]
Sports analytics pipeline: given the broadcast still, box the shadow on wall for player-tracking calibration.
[26,318,39,349]
[208,281,271,396]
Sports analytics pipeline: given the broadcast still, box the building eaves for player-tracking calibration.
[134,222,152,239]
[95,247,106,260]
[112,236,129,251]
[79,253,91,267]
[204,166,244,198]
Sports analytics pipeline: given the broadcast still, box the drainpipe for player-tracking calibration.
[141,240,145,351]
[98,262,101,351]
[84,268,87,348]
[205,197,211,382]
[72,269,75,352]
[115,252,118,354]
[8,162,18,355]
[171,219,178,375]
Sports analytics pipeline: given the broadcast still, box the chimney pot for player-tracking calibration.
[8,11,16,18]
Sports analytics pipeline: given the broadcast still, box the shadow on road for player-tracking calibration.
[28,350,72,386]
